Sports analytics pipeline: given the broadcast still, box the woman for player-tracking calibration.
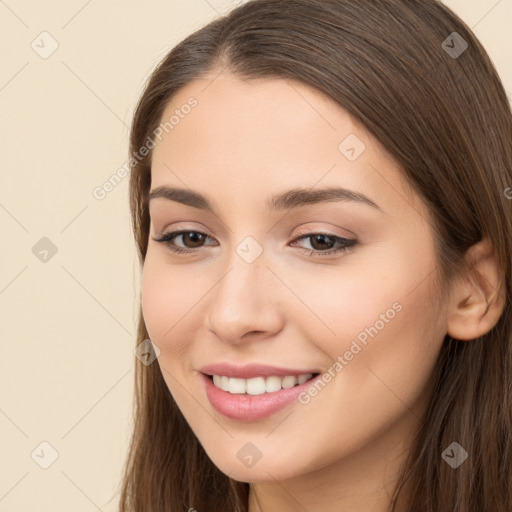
[119,1,512,510]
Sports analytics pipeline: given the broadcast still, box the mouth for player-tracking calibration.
[204,373,320,395]
[201,371,322,421]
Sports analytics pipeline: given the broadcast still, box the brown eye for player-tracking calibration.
[152,230,217,254]
[290,233,358,257]
[308,234,336,251]
[179,232,207,248]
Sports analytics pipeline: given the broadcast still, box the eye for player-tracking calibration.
[290,232,357,257]
[152,229,358,257]
[152,230,216,254]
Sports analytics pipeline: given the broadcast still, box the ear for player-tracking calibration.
[446,236,506,341]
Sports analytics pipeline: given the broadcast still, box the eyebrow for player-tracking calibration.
[148,185,383,212]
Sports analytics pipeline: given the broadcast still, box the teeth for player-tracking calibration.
[220,376,229,392]
[211,373,314,395]
[297,374,310,385]
[265,376,282,393]
[247,377,266,395]
[229,378,246,394]
[281,376,296,389]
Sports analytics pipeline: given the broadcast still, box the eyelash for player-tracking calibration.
[152,230,357,257]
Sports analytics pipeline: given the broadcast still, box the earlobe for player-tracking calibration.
[446,237,506,341]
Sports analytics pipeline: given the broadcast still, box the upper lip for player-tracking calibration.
[199,362,320,379]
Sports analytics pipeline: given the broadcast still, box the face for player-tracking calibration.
[142,70,447,485]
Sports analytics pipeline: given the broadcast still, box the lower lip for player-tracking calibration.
[201,373,320,422]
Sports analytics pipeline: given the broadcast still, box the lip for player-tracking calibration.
[199,362,320,379]
[201,372,322,422]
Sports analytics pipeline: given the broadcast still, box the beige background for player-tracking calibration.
[0,0,510,510]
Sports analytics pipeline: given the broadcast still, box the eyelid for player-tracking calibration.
[155,223,353,244]
[291,224,354,240]
[153,221,212,237]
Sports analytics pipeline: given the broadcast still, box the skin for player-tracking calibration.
[141,69,504,512]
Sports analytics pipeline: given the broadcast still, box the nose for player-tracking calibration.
[204,252,285,345]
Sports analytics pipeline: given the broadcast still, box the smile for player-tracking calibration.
[201,372,321,421]
[210,374,317,395]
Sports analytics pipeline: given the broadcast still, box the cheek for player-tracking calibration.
[141,254,190,347]
[141,257,195,399]
[319,239,443,418]
[294,230,442,383]
[280,260,403,346]
[141,252,214,373]
[141,260,167,343]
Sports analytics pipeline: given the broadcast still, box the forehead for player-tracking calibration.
[149,71,425,219]
[153,71,361,159]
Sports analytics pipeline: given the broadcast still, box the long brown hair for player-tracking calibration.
[119,1,512,510]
